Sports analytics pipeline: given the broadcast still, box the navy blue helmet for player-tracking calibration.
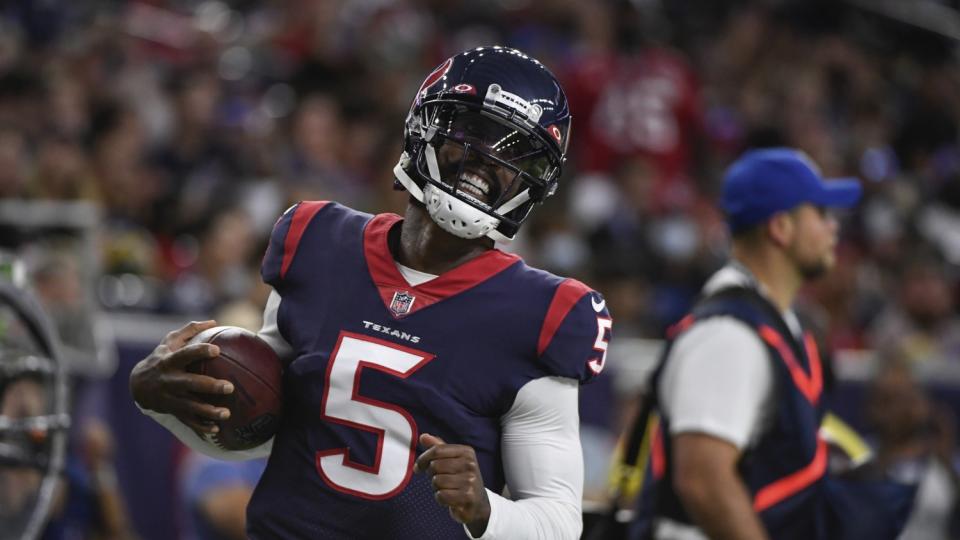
[394,47,572,242]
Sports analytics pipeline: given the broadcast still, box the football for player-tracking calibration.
[187,326,283,450]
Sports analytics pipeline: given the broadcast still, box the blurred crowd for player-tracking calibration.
[4,0,960,537]
[4,0,960,360]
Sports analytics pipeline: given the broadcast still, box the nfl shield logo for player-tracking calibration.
[389,291,416,317]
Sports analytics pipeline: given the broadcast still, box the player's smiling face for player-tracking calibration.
[430,108,552,208]
[435,141,515,207]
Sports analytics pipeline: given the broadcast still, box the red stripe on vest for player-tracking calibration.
[666,314,695,339]
[757,326,822,404]
[753,437,828,512]
[281,201,329,279]
[651,423,666,480]
[803,333,823,397]
[537,279,592,356]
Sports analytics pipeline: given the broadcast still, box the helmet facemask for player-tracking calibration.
[0,285,69,540]
[396,101,565,242]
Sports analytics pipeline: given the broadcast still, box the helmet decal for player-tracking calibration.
[548,125,563,144]
[413,57,453,109]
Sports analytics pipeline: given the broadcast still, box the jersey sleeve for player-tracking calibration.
[536,279,612,383]
[260,201,331,289]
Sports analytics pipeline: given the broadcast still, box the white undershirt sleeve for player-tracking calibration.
[658,317,775,450]
[466,376,584,540]
[138,405,273,460]
[258,289,295,361]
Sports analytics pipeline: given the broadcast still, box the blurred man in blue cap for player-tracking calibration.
[622,148,911,540]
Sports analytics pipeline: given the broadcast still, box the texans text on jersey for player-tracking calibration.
[362,320,422,343]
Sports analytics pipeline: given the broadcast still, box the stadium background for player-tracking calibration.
[3,0,960,538]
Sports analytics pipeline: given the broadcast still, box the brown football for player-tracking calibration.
[187,326,282,450]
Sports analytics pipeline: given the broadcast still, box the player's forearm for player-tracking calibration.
[676,470,768,540]
[465,490,581,540]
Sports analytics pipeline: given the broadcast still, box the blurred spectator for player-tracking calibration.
[278,93,362,205]
[562,1,704,201]
[868,250,960,371]
[151,68,238,237]
[178,453,267,540]
[32,251,100,372]
[0,124,28,198]
[89,102,158,226]
[0,376,46,526]
[29,137,100,201]
[167,208,257,315]
[864,362,960,540]
[44,419,138,540]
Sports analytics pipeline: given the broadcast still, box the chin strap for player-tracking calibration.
[424,139,444,182]
[393,154,424,201]
[497,188,531,215]
[393,143,534,242]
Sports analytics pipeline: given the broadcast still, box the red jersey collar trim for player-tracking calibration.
[363,213,520,318]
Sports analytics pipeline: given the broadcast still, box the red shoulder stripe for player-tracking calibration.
[537,279,592,356]
[281,201,329,279]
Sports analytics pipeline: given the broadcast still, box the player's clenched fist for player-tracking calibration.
[129,320,234,434]
[415,433,492,537]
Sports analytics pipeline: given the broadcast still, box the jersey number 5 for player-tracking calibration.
[317,331,435,499]
[589,317,613,375]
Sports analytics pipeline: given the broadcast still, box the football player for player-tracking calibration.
[131,46,612,539]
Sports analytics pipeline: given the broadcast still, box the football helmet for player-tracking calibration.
[394,46,571,242]
[0,280,70,540]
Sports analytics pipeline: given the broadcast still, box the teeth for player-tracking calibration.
[457,173,492,202]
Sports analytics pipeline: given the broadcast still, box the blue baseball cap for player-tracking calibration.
[721,148,862,232]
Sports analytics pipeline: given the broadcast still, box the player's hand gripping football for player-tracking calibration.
[129,320,235,434]
[415,433,492,537]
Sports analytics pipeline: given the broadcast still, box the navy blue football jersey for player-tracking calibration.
[247,201,612,539]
